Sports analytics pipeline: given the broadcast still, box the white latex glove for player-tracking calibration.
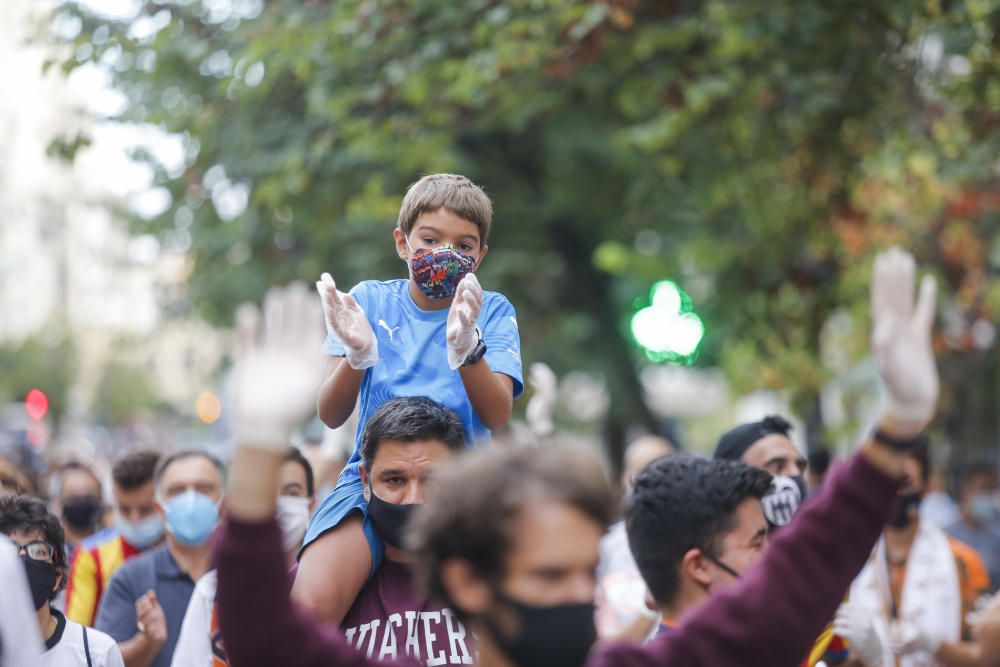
[446,273,483,370]
[526,363,558,437]
[888,620,941,657]
[232,282,327,450]
[871,247,938,435]
[832,604,884,667]
[315,272,378,370]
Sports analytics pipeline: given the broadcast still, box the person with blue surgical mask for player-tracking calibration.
[95,451,225,667]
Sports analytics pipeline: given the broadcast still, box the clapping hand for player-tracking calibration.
[316,272,378,370]
[447,273,483,370]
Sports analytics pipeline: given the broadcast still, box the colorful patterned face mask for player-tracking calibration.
[408,242,476,299]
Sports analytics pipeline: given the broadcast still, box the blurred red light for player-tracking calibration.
[25,388,48,420]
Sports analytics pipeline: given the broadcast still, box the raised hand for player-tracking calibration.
[871,247,938,437]
[232,282,327,450]
[447,273,483,370]
[316,272,378,370]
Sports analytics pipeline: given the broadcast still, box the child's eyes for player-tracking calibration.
[422,238,437,245]
[459,243,473,251]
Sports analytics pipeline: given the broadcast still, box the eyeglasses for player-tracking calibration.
[14,540,56,563]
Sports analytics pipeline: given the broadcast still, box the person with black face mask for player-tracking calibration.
[714,415,809,530]
[52,462,106,564]
[844,441,994,667]
[626,454,774,639]
[0,494,123,666]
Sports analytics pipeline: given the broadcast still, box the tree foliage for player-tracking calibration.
[54,0,1000,456]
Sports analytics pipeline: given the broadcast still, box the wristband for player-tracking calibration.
[461,334,488,367]
[873,429,929,452]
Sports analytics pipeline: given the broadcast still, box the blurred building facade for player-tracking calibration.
[0,0,223,433]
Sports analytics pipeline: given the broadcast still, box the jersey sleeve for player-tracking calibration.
[95,566,139,642]
[322,282,377,357]
[65,547,99,626]
[480,295,524,397]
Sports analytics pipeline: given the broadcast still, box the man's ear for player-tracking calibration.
[440,558,491,617]
[393,228,410,262]
[681,548,713,589]
[359,467,371,502]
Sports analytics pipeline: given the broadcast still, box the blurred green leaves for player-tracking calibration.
[50,0,1000,450]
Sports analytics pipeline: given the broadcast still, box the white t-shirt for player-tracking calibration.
[0,534,44,667]
[170,570,217,667]
[43,610,124,667]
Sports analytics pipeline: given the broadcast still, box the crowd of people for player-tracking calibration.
[3,174,1000,666]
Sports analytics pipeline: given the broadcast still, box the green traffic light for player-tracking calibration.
[630,280,705,364]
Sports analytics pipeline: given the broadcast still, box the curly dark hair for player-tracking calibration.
[0,493,68,598]
[112,450,161,491]
[626,454,773,608]
[360,397,466,475]
[408,445,615,619]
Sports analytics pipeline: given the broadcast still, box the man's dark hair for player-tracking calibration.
[626,454,773,608]
[283,448,315,497]
[714,415,793,462]
[409,445,615,620]
[154,450,226,490]
[0,494,68,597]
[112,450,160,491]
[360,397,466,474]
[807,448,832,478]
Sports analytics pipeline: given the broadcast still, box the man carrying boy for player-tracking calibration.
[295,173,523,623]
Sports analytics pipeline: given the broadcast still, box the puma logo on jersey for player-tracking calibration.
[377,320,400,340]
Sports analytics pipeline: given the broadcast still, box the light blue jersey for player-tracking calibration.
[301,279,523,567]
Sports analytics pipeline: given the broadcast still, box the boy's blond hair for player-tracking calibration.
[397,174,493,245]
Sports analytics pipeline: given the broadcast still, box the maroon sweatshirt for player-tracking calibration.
[218,451,899,667]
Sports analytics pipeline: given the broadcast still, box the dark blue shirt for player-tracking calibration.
[95,544,195,667]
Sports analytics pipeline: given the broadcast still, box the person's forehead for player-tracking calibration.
[278,460,308,487]
[744,434,800,463]
[506,500,603,566]
[722,498,767,543]
[412,210,481,242]
[372,439,453,471]
[160,456,221,486]
[115,481,155,501]
[8,527,45,544]
[61,468,100,495]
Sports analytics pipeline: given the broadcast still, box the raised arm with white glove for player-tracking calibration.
[870,247,938,438]
[316,272,378,370]
[233,282,328,452]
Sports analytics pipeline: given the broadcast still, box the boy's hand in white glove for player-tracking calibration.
[447,273,483,370]
[316,272,378,370]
